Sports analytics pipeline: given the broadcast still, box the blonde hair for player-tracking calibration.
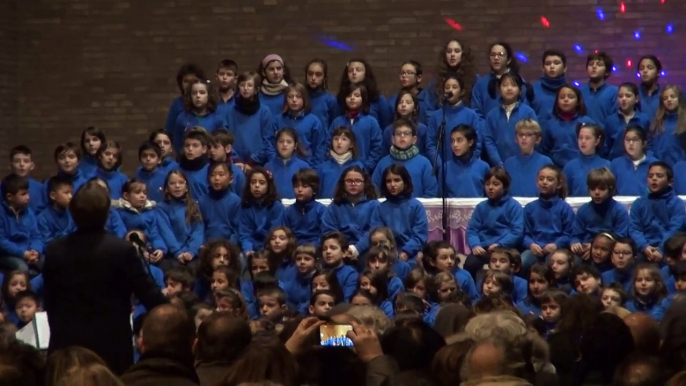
[346,305,393,335]
[515,118,542,137]
[55,363,123,386]
[293,244,317,259]
[651,85,686,135]
[46,346,106,386]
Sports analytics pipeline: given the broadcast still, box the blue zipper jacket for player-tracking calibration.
[0,203,43,257]
[172,110,227,154]
[571,198,630,244]
[541,114,596,167]
[198,187,241,244]
[438,153,489,198]
[580,82,618,130]
[523,196,575,249]
[629,188,686,252]
[283,199,326,245]
[258,91,286,117]
[674,160,686,195]
[605,111,652,160]
[466,194,524,249]
[164,96,184,134]
[453,267,479,302]
[529,76,567,123]
[78,156,99,179]
[504,152,553,197]
[113,199,167,252]
[328,262,359,302]
[516,299,542,317]
[37,206,75,251]
[55,169,89,194]
[563,154,611,197]
[308,89,339,130]
[472,73,530,120]
[610,155,657,196]
[601,266,634,294]
[427,103,484,163]
[178,161,209,200]
[238,200,285,253]
[264,156,312,199]
[626,296,666,321]
[225,104,276,165]
[649,112,686,166]
[156,199,204,258]
[285,270,315,313]
[315,157,364,199]
[28,178,46,214]
[134,167,167,204]
[484,102,538,165]
[276,112,327,166]
[371,152,437,198]
[370,195,428,262]
[328,113,383,172]
[321,196,379,256]
[638,84,662,123]
[95,168,128,200]
[106,208,127,238]
[160,157,180,175]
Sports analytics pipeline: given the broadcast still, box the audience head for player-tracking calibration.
[45,346,106,386]
[0,340,46,386]
[194,313,251,365]
[138,304,196,362]
[381,319,446,372]
[624,312,661,356]
[69,180,111,231]
[613,354,665,386]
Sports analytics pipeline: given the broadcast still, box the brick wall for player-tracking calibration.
[6,0,686,178]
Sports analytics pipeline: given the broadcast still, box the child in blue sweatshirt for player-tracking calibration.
[368,227,412,281]
[264,128,311,199]
[238,166,285,254]
[484,72,538,166]
[285,245,317,313]
[171,79,227,154]
[571,168,630,258]
[372,118,437,198]
[662,234,686,294]
[438,125,490,198]
[637,55,663,123]
[337,59,392,128]
[528,49,568,123]
[648,85,686,166]
[37,176,75,250]
[383,90,432,159]
[157,171,204,271]
[150,130,179,175]
[588,232,616,274]
[305,59,340,130]
[208,130,246,196]
[563,123,611,197]
[504,119,553,197]
[225,72,276,166]
[215,59,237,113]
[316,127,364,198]
[358,269,394,318]
[605,83,652,160]
[0,271,31,326]
[539,290,568,337]
[464,166,524,279]
[257,54,291,117]
[572,264,603,297]
[516,263,553,317]
[276,82,326,166]
[364,246,405,300]
[0,175,43,274]
[580,52,618,131]
[629,162,686,262]
[522,165,575,271]
[53,142,88,194]
[178,130,210,200]
[541,84,596,167]
[87,177,127,238]
[423,240,478,302]
[134,141,167,203]
[283,169,325,245]
[321,232,359,302]
[388,61,436,125]
[267,226,298,285]
[328,83,383,172]
[78,126,106,178]
[193,238,242,302]
[94,141,127,200]
[9,146,46,214]
[601,237,636,293]
[625,264,668,321]
[198,162,241,244]
[610,126,657,196]
[471,42,523,119]
[321,166,379,261]
[370,164,428,268]
[164,63,205,136]
[477,248,527,303]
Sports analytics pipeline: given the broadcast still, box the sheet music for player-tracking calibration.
[15,312,50,349]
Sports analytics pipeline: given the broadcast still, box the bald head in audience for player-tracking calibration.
[194,312,251,365]
[464,340,506,379]
[139,304,195,357]
[624,313,660,356]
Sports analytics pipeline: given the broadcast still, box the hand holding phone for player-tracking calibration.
[319,323,354,347]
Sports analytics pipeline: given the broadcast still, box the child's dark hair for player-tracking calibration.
[164,170,203,224]
[96,140,123,170]
[340,83,370,113]
[248,251,278,279]
[636,55,663,76]
[442,74,465,105]
[624,125,648,145]
[405,268,429,293]
[360,269,390,304]
[214,288,248,320]
[338,58,380,103]
[571,264,601,281]
[281,82,311,114]
[430,271,458,302]
[329,126,359,159]
[211,128,235,147]
[138,141,162,159]
[380,164,413,197]
[292,168,320,197]
[489,71,526,100]
[576,122,605,150]
[171,291,201,313]
[422,240,457,274]
[648,161,674,181]
[586,167,617,195]
[664,233,686,260]
[489,41,520,73]
[351,289,376,305]
[553,84,587,117]
[529,263,554,286]
[183,79,217,113]
[242,166,278,207]
[266,226,298,266]
[310,289,340,306]
[236,71,262,94]
[394,292,425,314]
[176,63,206,94]
[393,91,419,121]
[538,164,568,199]
[541,49,567,66]
[305,58,329,91]
[1,174,29,197]
[539,289,569,308]
[80,126,107,156]
[450,124,478,152]
[216,59,238,74]
[485,166,512,192]
[0,271,31,304]
[256,286,287,306]
[601,283,628,306]
[332,165,377,204]
[618,82,640,100]
[122,177,147,196]
[276,127,307,158]
[613,236,637,257]
[586,52,614,79]
[9,145,31,161]
[482,270,514,295]
[311,269,344,302]
[321,231,350,251]
[165,267,195,290]
[212,265,241,291]
[393,117,418,137]
[149,129,173,148]
[365,245,397,274]
[14,290,40,307]
[207,162,233,182]
[437,39,477,105]
[46,175,73,197]
[54,142,81,162]
[489,247,521,273]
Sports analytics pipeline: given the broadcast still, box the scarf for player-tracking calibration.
[389,145,419,161]
[179,154,209,171]
[346,110,360,121]
[235,95,260,116]
[329,151,352,165]
[558,110,576,122]
[261,79,289,96]
[540,75,567,92]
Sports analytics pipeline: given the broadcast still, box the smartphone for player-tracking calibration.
[319,323,354,347]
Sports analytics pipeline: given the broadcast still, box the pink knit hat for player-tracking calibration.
[262,54,284,68]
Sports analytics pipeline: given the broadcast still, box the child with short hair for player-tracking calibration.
[662,233,686,294]
[549,249,574,293]
[630,162,686,263]
[423,240,477,302]
[305,58,339,130]
[37,176,75,248]
[286,245,317,314]
[572,264,602,296]
[283,169,325,245]
[601,237,637,293]
[208,129,246,196]
[0,175,42,274]
[464,166,524,279]
[316,126,364,198]
[308,289,338,317]
[605,83,652,160]
[179,129,211,200]
[439,124,490,198]
[257,286,288,322]
[134,141,165,203]
[649,85,686,166]
[79,126,107,177]
[149,129,179,174]
[580,52,618,130]
[215,59,238,108]
[636,56,663,122]
[276,82,326,166]
[14,290,41,328]
[516,263,553,317]
[626,264,668,321]
[53,142,88,192]
[479,247,527,303]
[321,232,359,301]
[214,288,248,320]
[198,162,241,244]
[563,123,611,196]
[94,140,127,199]
[539,289,568,336]
[528,49,568,123]
[8,146,46,214]
[571,167,629,259]
[503,119,553,197]
[610,126,657,196]
[0,271,31,325]
[600,283,627,309]
[264,128,311,199]
[163,266,195,298]
[239,167,285,255]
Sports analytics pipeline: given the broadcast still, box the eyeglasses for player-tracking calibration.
[344,179,364,185]
[398,71,417,77]
[490,52,506,58]
[624,137,642,143]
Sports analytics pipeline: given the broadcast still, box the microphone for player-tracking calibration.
[128,232,146,248]
[443,92,453,102]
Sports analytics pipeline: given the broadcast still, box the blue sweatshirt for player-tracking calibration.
[605,111,652,160]
[472,73,530,120]
[227,163,246,197]
[388,88,436,125]
[156,199,204,258]
[328,113,383,172]
[453,267,479,302]
[580,82,618,130]
[626,296,666,321]
[283,199,326,245]
[382,122,432,160]
[276,112,327,166]
[276,260,298,287]
[198,188,241,244]
[238,200,285,253]
[113,200,166,252]
[529,76,567,123]
[315,157,364,199]
[258,91,285,117]
[78,156,99,179]
[601,267,634,294]
[285,270,315,313]
[466,194,524,249]
[387,276,405,300]
[308,89,339,130]
[371,152,437,198]
[160,157,180,175]
[164,96,184,134]
[56,169,89,194]
[28,178,46,214]
[629,188,686,252]
[37,206,75,251]
[523,196,575,249]
[504,152,553,197]
[563,154,611,197]
[264,156,311,199]
[610,155,658,196]
[329,262,359,302]
[225,104,276,165]
[0,203,43,257]
[179,162,209,201]
[674,161,686,195]
[370,196,428,262]
[427,103,484,163]
[438,153,489,198]
[369,96,393,129]
[321,196,379,255]
[134,167,167,204]
[638,84,662,123]
[393,259,411,282]
[172,110,227,154]
[541,114,596,167]
[477,275,528,303]
[484,102,538,165]
[106,208,127,238]
[95,168,128,200]
[649,112,686,166]
[572,198,630,244]
[516,299,542,317]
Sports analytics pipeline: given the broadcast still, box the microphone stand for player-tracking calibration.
[433,95,450,241]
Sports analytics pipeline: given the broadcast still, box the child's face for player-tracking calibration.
[578,128,599,156]
[191,84,209,109]
[183,138,207,160]
[140,149,160,171]
[574,273,601,295]
[209,143,227,163]
[489,44,509,73]
[295,253,315,274]
[322,239,344,267]
[359,276,377,296]
[676,273,686,292]
[269,230,289,254]
[216,68,236,91]
[124,184,148,209]
[10,154,34,177]
[209,165,232,191]
[601,289,622,308]
[306,63,325,89]
[635,270,657,297]
[445,40,462,67]
[293,183,314,202]
[50,185,73,209]
[15,298,38,323]
[211,272,230,292]
[239,79,257,99]
[489,253,512,274]
[529,272,549,299]
[332,134,352,155]
[618,87,638,112]
[536,168,560,196]
[312,275,330,293]
[638,59,659,83]
[384,172,405,197]
[7,189,29,211]
[83,133,102,156]
[409,279,427,299]
[249,172,268,199]
[8,275,27,298]
[662,88,680,112]
[591,236,613,265]
[57,150,79,174]
[194,309,214,329]
[543,55,565,78]
[550,253,570,279]
[589,186,610,204]
[541,301,561,323]
[443,78,463,105]
[343,171,364,196]
[99,147,119,170]
[557,87,578,113]
[368,254,390,273]
[611,242,634,270]
[346,88,363,110]
[165,279,184,298]
[351,294,373,306]
[482,276,502,296]
[398,63,420,88]
[167,174,188,199]
[153,134,173,158]
[258,294,283,317]
[647,165,670,193]
[624,130,646,160]
[396,94,416,117]
[264,61,284,83]
[277,134,296,158]
[310,294,335,317]
[286,90,304,111]
[450,131,472,157]
[515,130,539,155]
[500,78,520,102]
[211,246,230,269]
[347,61,366,84]
[215,297,235,313]
[250,257,270,277]
[370,232,392,249]
[438,280,457,301]
[485,176,505,200]
[432,247,456,272]
[587,59,607,80]
[391,125,416,150]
